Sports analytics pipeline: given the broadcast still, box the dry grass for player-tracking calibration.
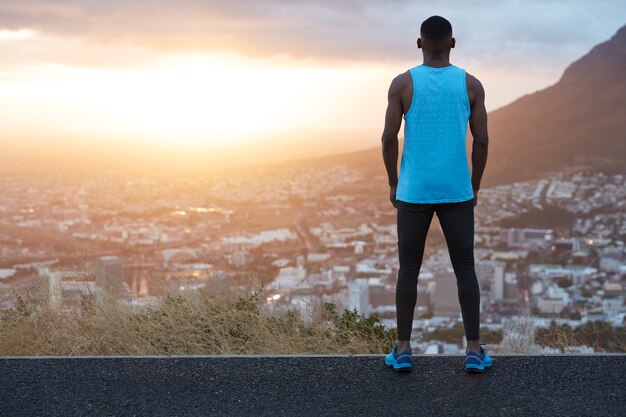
[499,312,626,354]
[0,280,394,356]
[534,319,626,353]
[500,314,536,354]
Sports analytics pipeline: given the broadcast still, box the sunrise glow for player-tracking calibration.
[0,50,395,144]
[1,1,624,152]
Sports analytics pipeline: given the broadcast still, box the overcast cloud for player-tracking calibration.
[0,0,624,69]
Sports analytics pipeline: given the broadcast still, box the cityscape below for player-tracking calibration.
[1,164,624,354]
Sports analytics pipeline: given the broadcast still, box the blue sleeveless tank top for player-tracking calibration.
[395,64,474,204]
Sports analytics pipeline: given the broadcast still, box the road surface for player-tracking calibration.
[1,355,624,416]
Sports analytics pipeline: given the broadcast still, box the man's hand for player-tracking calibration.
[390,185,398,209]
[473,187,479,207]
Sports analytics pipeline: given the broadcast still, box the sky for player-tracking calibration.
[0,0,625,148]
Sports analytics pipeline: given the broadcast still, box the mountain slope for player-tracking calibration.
[309,25,626,187]
[484,24,626,185]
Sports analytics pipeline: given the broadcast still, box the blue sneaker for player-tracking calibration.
[465,345,492,373]
[385,341,413,372]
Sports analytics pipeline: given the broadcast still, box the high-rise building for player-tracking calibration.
[39,267,63,310]
[504,272,518,300]
[348,278,370,316]
[96,256,125,294]
[492,261,505,300]
[432,270,460,317]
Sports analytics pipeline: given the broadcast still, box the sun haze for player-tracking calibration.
[0,1,624,168]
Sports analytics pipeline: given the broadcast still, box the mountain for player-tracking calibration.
[484,24,626,185]
[306,25,626,187]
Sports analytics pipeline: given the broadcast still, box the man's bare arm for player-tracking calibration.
[468,75,489,193]
[381,74,406,207]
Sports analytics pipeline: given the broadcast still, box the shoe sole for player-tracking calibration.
[385,359,413,372]
[465,362,493,374]
[465,365,485,373]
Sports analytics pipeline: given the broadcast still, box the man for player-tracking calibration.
[381,16,491,373]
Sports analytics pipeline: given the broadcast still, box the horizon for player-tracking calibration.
[1,1,625,167]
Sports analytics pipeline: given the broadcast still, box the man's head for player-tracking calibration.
[418,15,455,52]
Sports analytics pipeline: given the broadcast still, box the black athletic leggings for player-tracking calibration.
[395,197,480,341]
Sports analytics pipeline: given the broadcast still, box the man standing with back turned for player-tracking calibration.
[382,16,491,373]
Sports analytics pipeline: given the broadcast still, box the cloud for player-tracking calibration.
[0,28,36,40]
[0,0,624,69]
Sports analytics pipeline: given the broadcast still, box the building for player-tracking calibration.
[499,228,554,248]
[549,237,580,253]
[504,272,518,300]
[96,256,125,294]
[160,248,198,267]
[602,297,625,316]
[492,262,505,300]
[38,267,63,310]
[268,266,307,291]
[536,297,565,314]
[432,270,460,317]
[348,278,370,316]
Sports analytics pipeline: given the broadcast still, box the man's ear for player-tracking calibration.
[417,37,422,49]
[451,37,456,48]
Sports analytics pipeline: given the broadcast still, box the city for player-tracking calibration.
[1,164,624,354]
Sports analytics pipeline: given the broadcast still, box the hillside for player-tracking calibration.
[304,24,626,187]
[485,24,626,185]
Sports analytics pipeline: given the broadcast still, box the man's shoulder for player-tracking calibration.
[389,70,412,94]
[465,71,484,93]
[392,70,412,85]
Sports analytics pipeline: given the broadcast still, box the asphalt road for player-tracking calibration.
[1,355,625,417]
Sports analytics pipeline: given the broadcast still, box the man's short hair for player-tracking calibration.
[420,15,452,41]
